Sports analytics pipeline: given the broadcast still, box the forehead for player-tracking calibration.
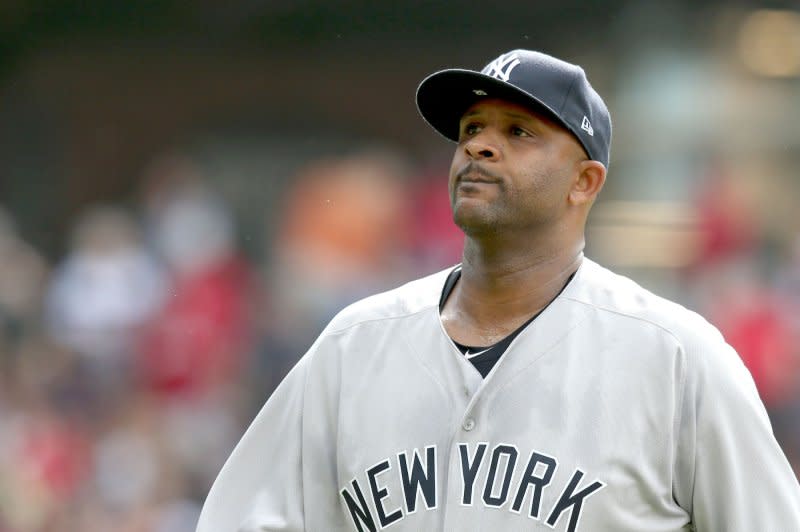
[460,98,562,129]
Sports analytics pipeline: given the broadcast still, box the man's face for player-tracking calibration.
[448,98,586,237]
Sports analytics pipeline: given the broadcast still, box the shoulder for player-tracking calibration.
[567,258,725,351]
[568,259,757,401]
[321,266,454,336]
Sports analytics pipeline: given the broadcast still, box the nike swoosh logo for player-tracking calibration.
[465,347,492,359]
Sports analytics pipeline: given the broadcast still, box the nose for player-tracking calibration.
[464,135,500,161]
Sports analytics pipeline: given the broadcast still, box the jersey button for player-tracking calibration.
[462,418,476,431]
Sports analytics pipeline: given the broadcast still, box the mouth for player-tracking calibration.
[459,175,499,185]
[453,171,502,201]
[455,164,502,186]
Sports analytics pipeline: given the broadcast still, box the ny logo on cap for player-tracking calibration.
[482,52,521,82]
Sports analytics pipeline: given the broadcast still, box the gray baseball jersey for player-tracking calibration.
[197,258,800,531]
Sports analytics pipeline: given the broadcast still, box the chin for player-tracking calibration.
[453,206,500,237]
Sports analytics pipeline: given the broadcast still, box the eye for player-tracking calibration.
[511,125,531,137]
[460,122,481,138]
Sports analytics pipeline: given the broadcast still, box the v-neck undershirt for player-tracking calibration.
[438,266,575,377]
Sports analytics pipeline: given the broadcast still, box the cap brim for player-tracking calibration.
[416,69,565,142]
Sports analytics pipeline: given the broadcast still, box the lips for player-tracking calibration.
[455,163,502,186]
[454,175,502,199]
[456,171,502,190]
[459,174,499,185]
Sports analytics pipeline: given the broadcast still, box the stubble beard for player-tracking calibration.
[449,161,508,237]
[451,175,563,240]
[451,188,510,238]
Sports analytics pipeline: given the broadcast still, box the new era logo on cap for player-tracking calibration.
[581,116,594,136]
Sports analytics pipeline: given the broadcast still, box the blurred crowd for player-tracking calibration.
[0,149,463,531]
[1,147,800,531]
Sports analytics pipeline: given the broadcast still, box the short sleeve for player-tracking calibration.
[674,327,800,531]
[196,356,308,532]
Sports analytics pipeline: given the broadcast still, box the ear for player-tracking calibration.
[569,160,606,207]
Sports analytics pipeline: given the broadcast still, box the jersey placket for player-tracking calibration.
[437,296,591,530]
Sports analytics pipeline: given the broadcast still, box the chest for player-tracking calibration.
[331,319,688,531]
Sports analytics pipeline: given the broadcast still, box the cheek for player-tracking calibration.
[448,149,466,192]
[449,147,465,175]
[514,163,570,208]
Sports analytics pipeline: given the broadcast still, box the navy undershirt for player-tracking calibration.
[438,266,575,378]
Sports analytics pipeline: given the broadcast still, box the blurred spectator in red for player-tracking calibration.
[1,336,92,531]
[691,162,759,269]
[690,257,800,467]
[1,411,90,530]
[687,163,800,445]
[708,262,799,407]
[137,176,255,400]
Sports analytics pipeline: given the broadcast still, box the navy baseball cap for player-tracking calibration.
[416,49,612,168]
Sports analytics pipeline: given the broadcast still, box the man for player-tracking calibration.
[197,50,800,531]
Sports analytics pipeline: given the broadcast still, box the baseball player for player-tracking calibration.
[197,50,800,531]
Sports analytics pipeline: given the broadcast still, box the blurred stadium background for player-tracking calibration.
[1,1,800,530]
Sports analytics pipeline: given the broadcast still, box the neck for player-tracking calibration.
[451,226,583,329]
[459,234,583,305]
[440,227,584,346]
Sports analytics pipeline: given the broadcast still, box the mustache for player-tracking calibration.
[455,162,502,183]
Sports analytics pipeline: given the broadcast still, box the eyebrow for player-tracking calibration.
[460,109,539,122]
